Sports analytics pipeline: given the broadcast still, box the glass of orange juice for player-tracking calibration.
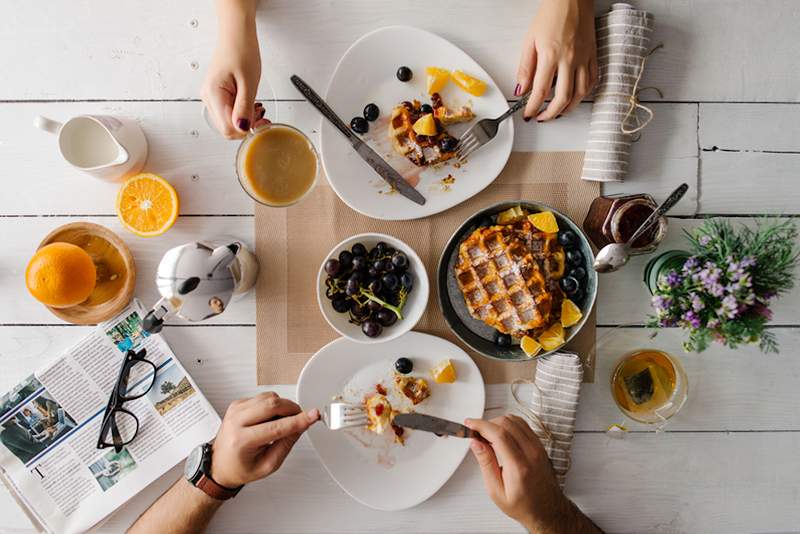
[235,123,319,207]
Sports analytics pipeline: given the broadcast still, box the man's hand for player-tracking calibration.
[210,392,320,488]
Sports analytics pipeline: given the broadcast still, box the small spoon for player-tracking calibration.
[593,183,689,273]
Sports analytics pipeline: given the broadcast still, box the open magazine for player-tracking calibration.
[0,300,221,533]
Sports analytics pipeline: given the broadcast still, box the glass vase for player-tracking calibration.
[643,250,691,295]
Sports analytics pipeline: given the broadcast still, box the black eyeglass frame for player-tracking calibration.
[96,348,157,452]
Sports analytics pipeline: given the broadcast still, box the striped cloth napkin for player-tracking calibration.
[581,3,655,182]
[528,352,583,487]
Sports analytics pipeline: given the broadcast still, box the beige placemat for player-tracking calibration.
[255,151,600,385]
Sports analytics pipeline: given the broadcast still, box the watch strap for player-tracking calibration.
[194,473,241,500]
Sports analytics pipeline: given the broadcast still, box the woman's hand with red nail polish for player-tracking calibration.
[515,0,598,122]
[201,0,263,139]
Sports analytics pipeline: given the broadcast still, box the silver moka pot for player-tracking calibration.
[142,239,258,334]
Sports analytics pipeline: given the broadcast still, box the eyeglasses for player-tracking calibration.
[97,348,157,452]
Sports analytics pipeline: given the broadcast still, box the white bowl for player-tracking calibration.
[316,233,429,344]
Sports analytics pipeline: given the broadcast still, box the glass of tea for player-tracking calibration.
[235,123,319,207]
[610,349,688,427]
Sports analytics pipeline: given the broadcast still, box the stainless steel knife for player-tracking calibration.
[393,413,485,441]
[290,74,426,206]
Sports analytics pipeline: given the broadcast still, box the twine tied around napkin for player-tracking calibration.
[509,353,584,487]
[620,43,664,137]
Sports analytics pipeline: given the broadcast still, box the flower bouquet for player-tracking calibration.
[648,219,798,353]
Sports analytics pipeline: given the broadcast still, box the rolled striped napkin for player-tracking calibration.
[581,3,655,182]
[529,352,583,487]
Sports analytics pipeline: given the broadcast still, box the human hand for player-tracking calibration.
[465,415,569,532]
[516,0,598,121]
[200,1,268,139]
[210,392,320,488]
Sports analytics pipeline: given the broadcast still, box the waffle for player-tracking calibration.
[455,219,566,338]
[388,93,473,167]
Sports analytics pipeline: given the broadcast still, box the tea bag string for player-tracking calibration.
[621,43,664,138]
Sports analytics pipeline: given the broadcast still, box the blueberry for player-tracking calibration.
[324,258,341,277]
[350,117,368,134]
[440,136,458,152]
[376,309,397,327]
[559,276,580,296]
[477,216,495,229]
[351,243,367,257]
[382,273,399,292]
[332,297,349,313]
[394,357,413,374]
[420,103,433,114]
[363,103,380,122]
[566,249,583,267]
[568,267,587,280]
[352,255,367,272]
[338,250,353,269]
[396,66,413,82]
[494,332,512,347]
[400,272,414,291]
[362,320,383,338]
[558,230,578,248]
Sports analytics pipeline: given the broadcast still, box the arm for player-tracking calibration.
[128,392,320,534]
[516,0,597,121]
[465,415,603,534]
[201,0,268,138]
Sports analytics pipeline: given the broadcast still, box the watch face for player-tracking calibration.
[184,444,203,479]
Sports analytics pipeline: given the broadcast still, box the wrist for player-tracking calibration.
[522,493,573,533]
[209,449,241,489]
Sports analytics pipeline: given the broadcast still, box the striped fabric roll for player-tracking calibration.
[531,352,583,487]
[581,3,655,182]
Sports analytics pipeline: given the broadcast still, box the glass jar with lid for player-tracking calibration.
[582,193,667,254]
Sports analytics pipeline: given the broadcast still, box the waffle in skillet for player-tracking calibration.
[388,93,474,167]
[455,219,567,338]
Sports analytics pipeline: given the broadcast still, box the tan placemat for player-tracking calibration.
[255,151,600,384]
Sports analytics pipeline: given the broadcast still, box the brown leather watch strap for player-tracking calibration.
[195,473,239,500]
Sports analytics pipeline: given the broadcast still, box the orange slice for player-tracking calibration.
[430,359,457,384]
[538,323,566,351]
[26,243,96,308]
[497,206,525,225]
[412,114,438,136]
[451,70,488,96]
[528,211,559,234]
[561,299,583,327]
[426,66,450,94]
[116,173,179,237]
[520,336,542,358]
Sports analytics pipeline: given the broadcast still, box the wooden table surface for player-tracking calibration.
[2,1,799,532]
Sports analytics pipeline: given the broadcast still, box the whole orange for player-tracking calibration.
[26,242,97,308]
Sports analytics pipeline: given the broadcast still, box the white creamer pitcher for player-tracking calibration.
[34,114,148,182]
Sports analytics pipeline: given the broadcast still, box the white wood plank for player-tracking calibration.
[700,151,800,214]
[0,101,697,215]
[0,216,255,325]
[598,217,800,325]
[701,103,800,152]
[3,1,800,102]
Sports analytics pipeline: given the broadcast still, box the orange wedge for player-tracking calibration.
[528,211,559,234]
[426,66,450,94]
[116,173,179,237]
[430,359,457,384]
[497,206,525,225]
[413,114,438,136]
[451,70,488,96]
[538,323,566,351]
[521,336,542,358]
[561,299,583,327]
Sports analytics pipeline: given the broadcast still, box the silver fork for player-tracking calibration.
[456,89,532,162]
[321,402,368,430]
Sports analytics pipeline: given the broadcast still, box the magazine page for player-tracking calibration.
[0,301,221,533]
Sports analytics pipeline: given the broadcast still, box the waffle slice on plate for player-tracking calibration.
[455,220,566,338]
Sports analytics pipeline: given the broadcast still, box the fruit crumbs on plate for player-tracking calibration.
[116,172,179,237]
[26,243,97,307]
[455,206,586,354]
[324,241,414,338]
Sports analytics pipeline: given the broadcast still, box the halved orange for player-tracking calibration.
[426,66,450,94]
[451,70,487,96]
[116,173,179,237]
[26,242,96,308]
[521,336,542,358]
[430,359,457,383]
[561,299,583,327]
[528,211,559,234]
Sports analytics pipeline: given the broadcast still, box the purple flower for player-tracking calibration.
[692,263,725,297]
[683,310,702,329]
[682,256,700,275]
[753,303,774,321]
[652,295,672,314]
[690,293,705,311]
[665,270,682,287]
[717,294,739,319]
[698,235,712,246]
[707,318,720,329]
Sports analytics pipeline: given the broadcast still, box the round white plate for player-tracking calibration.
[296,332,486,510]
[321,26,514,221]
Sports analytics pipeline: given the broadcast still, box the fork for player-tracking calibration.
[321,402,368,430]
[456,89,532,162]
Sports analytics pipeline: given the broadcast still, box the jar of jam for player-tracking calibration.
[583,194,667,254]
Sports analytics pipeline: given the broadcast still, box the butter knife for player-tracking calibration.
[290,74,426,206]
[393,413,486,441]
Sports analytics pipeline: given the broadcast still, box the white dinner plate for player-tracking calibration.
[296,332,486,510]
[321,26,514,220]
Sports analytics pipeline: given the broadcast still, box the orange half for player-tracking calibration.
[116,173,179,237]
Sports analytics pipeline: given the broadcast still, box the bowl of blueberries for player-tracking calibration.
[317,233,430,344]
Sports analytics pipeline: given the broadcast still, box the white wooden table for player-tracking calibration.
[2,1,799,532]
